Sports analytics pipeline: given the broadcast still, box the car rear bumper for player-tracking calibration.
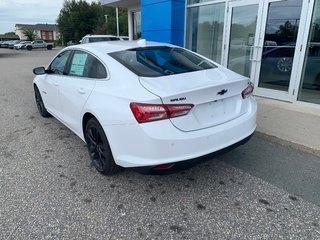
[104,97,257,168]
[133,132,254,174]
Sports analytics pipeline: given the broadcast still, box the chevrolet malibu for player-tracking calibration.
[33,40,257,175]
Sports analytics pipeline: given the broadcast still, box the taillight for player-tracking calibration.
[130,102,194,123]
[242,82,254,99]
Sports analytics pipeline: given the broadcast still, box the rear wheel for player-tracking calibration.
[27,45,32,51]
[47,45,52,50]
[85,118,121,175]
[34,85,51,118]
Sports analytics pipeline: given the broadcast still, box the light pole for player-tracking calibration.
[104,14,109,34]
[116,7,119,36]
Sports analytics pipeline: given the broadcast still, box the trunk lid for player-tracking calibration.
[139,67,250,132]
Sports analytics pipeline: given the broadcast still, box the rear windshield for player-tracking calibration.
[109,46,216,77]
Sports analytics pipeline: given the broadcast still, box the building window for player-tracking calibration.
[41,31,53,40]
[298,0,320,104]
[132,11,141,40]
[187,0,213,4]
[186,2,225,64]
[48,31,53,40]
[41,31,46,40]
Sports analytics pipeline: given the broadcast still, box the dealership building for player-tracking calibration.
[101,0,320,107]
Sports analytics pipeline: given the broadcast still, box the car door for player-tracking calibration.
[40,50,72,117]
[58,50,106,133]
[32,40,40,48]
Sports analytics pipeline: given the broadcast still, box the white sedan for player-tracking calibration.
[33,40,257,175]
[14,41,31,50]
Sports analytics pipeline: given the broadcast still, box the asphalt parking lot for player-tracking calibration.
[1,48,320,239]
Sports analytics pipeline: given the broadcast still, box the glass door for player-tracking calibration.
[298,0,320,104]
[224,0,307,102]
[253,0,304,101]
[186,2,226,64]
[224,0,263,79]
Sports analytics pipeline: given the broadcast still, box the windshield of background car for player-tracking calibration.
[89,37,120,42]
[108,46,217,77]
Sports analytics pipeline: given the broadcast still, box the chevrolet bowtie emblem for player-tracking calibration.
[217,89,228,95]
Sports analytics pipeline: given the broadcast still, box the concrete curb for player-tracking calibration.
[255,131,320,158]
[256,97,320,152]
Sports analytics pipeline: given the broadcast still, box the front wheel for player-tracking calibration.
[85,118,121,175]
[47,45,52,50]
[27,45,32,51]
[276,57,293,73]
[34,85,51,118]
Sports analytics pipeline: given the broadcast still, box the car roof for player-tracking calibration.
[65,40,175,55]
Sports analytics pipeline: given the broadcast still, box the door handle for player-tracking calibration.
[78,88,86,94]
[255,46,262,62]
[249,46,262,62]
[250,46,254,62]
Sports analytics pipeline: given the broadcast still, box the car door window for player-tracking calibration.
[49,50,72,75]
[68,50,107,79]
[69,51,88,77]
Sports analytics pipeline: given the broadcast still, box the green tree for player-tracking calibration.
[57,0,105,43]
[94,7,127,36]
[275,20,299,43]
[311,21,320,42]
[57,1,128,44]
[22,29,37,41]
[4,32,16,35]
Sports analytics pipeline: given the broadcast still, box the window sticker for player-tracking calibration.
[70,53,88,76]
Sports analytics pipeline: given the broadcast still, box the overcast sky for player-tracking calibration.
[0,0,95,34]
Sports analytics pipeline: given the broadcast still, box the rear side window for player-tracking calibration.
[109,47,216,77]
[68,50,107,79]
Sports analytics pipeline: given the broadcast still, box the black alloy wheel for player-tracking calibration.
[34,86,51,118]
[276,57,293,73]
[85,118,121,175]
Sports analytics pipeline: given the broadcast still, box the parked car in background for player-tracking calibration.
[229,43,320,89]
[67,40,79,46]
[1,41,11,48]
[14,41,31,50]
[25,40,54,50]
[80,35,122,44]
[32,40,257,175]
[8,40,22,49]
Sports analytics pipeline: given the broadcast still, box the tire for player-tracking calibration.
[84,118,121,175]
[34,85,51,118]
[27,45,32,51]
[47,45,52,50]
[276,57,293,73]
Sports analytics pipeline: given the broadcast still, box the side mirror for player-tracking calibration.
[33,67,46,75]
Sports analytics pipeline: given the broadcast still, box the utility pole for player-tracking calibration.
[116,7,119,36]
[104,14,109,34]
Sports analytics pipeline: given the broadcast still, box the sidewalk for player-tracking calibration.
[256,97,320,152]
